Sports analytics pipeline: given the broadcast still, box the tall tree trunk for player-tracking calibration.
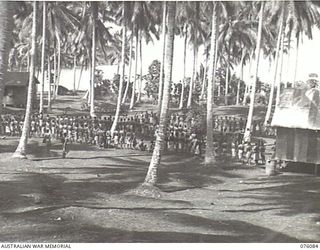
[205,3,218,165]
[54,32,61,98]
[179,25,187,110]
[214,37,219,97]
[243,50,254,105]
[111,2,127,135]
[157,1,167,116]
[90,2,97,117]
[276,24,285,107]
[264,14,283,125]
[122,33,133,104]
[13,1,38,159]
[87,61,92,105]
[225,61,229,105]
[236,51,245,105]
[0,1,13,114]
[144,1,176,185]
[293,34,299,85]
[39,1,46,114]
[137,31,143,103]
[52,45,57,100]
[200,47,208,100]
[285,47,290,88]
[129,31,139,110]
[27,54,30,72]
[47,53,51,112]
[187,2,199,109]
[187,39,197,108]
[73,54,77,93]
[243,2,264,142]
[77,62,84,90]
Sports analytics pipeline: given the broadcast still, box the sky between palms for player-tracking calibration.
[141,27,320,85]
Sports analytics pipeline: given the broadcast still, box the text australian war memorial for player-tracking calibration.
[0,0,319,244]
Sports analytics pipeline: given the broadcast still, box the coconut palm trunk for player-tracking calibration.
[73,54,77,93]
[243,2,264,142]
[200,48,208,100]
[187,43,197,109]
[225,63,229,105]
[276,26,285,107]
[157,1,167,116]
[47,54,51,112]
[179,25,188,110]
[205,3,218,165]
[264,14,283,125]
[13,1,38,159]
[90,2,97,117]
[54,33,61,99]
[293,34,299,85]
[77,62,84,91]
[243,50,254,105]
[144,1,176,185]
[187,2,199,109]
[87,62,92,105]
[236,51,245,105]
[0,1,13,114]
[129,31,139,110]
[111,2,127,135]
[122,34,133,104]
[52,45,57,100]
[137,32,143,103]
[39,1,46,114]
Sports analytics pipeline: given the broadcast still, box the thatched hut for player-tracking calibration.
[3,72,38,108]
[271,87,320,174]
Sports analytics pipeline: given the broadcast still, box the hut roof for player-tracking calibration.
[271,88,320,130]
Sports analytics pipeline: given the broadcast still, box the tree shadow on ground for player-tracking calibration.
[0,209,302,242]
[221,174,320,217]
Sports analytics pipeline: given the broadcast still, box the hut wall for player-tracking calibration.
[276,127,320,164]
[4,86,26,106]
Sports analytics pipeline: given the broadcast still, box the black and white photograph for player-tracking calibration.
[0,0,319,245]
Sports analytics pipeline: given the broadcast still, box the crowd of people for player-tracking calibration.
[0,112,271,164]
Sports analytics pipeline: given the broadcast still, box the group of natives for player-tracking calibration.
[0,112,268,163]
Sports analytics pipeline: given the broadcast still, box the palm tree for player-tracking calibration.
[137,30,143,103]
[157,1,167,116]
[129,1,161,105]
[144,1,176,186]
[111,2,127,135]
[39,1,46,114]
[13,1,38,159]
[293,33,299,84]
[264,11,283,125]
[121,31,133,104]
[179,24,188,110]
[200,45,208,100]
[89,2,97,117]
[187,2,200,109]
[236,49,245,105]
[0,1,13,114]
[129,30,138,110]
[243,2,265,142]
[205,2,219,165]
[47,53,52,112]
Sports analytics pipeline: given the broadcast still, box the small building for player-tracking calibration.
[271,87,320,166]
[2,72,39,108]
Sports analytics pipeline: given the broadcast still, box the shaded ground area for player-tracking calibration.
[0,137,319,243]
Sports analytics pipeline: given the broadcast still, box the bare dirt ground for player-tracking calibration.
[0,136,319,243]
